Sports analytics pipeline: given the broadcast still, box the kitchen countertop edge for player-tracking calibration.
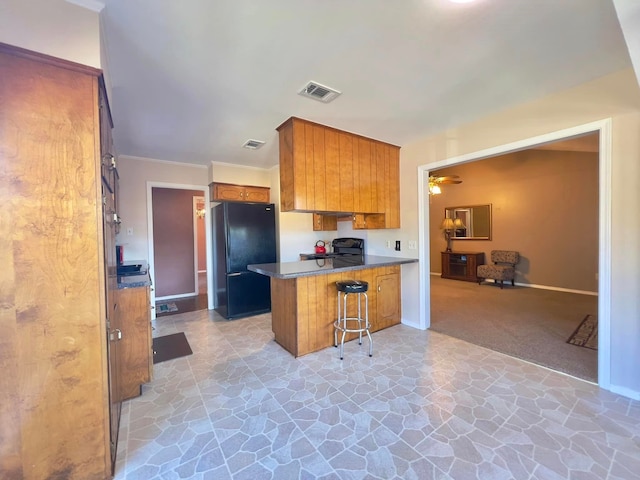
[117,273,152,289]
[248,255,418,279]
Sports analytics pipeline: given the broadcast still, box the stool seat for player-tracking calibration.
[336,280,369,294]
[334,280,372,359]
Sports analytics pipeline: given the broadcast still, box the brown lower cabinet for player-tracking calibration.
[116,286,153,401]
[441,251,485,282]
[270,266,401,357]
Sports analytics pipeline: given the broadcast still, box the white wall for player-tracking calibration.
[399,68,640,399]
[269,167,328,262]
[0,0,101,67]
[210,162,272,187]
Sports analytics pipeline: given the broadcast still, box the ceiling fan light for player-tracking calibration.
[430,184,442,195]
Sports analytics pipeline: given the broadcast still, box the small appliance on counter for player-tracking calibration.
[117,260,148,277]
[300,238,364,260]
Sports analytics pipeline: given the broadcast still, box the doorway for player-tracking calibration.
[417,119,612,390]
[146,182,214,319]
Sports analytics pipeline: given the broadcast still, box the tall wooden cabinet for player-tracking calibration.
[0,43,117,479]
[277,116,400,229]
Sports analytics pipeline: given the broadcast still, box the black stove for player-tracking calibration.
[300,238,364,260]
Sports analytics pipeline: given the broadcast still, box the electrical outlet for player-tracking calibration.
[395,240,401,251]
[408,241,417,249]
[386,240,391,248]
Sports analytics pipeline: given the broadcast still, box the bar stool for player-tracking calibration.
[334,280,372,360]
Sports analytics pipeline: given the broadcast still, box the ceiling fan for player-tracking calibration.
[428,175,462,195]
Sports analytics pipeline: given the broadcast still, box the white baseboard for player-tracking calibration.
[429,272,597,296]
[401,317,424,330]
[608,384,640,401]
[156,292,198,301]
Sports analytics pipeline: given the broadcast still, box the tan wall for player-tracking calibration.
[0,0,101,67]
[210,162,272,187]
[116,156,209,262]
[429,149,599,292]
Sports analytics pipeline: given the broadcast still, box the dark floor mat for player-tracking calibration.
[152,332,193,364]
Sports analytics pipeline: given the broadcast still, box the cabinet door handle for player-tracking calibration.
[378,285,381,292]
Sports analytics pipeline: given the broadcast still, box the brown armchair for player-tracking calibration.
[477,250,519,289]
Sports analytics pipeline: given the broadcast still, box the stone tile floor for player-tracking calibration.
[114,309,640,479]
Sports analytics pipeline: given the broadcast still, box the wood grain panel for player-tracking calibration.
[312,125,326,211]
[377,271,400,329]
[271,278,298,356]
[302,122,315,211]
[117,286,152,401]
[271,267,402,357]
[293,120,309,210]
[277,116,400,224]
[338,133,354,212]
[244,186,270,203]
[278,121,295,211]
[312,214,337,231]
[211,183,270,203]
[0,49,110,479]
[324,128,340,212]
[372,142,382,213]
[357,138,373,213]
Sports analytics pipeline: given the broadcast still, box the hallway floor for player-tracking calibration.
[114,309,640,479]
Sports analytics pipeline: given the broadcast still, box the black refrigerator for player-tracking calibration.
[212,202,276,319]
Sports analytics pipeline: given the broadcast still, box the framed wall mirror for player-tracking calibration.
[445,204,492,240]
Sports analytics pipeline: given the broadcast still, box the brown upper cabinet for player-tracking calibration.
[277,117,400,229]
[210,182,270,203]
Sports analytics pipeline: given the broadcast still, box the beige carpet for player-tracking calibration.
[429,276,598,382]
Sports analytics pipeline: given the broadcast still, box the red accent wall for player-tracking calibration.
[152,188,204,297]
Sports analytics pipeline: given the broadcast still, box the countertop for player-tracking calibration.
[117,260,152,289]
[117,273,152,289]
[248,255,418,279]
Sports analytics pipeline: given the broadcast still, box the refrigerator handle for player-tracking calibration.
[227,272,242,277]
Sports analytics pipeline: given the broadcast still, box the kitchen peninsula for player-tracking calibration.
[249,255,418,357]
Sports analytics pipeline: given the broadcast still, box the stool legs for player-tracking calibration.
[334,290,372,360]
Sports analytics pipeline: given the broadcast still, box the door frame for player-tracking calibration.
[146,182,214,319]
[417,118,612,390]
[193,195,206,296]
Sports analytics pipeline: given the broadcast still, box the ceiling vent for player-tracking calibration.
[298,81,341,103]
[242,139,265,150]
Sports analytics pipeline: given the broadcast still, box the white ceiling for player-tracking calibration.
[99,0,632,169]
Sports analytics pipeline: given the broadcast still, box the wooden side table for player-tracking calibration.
[441,251,485,282]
